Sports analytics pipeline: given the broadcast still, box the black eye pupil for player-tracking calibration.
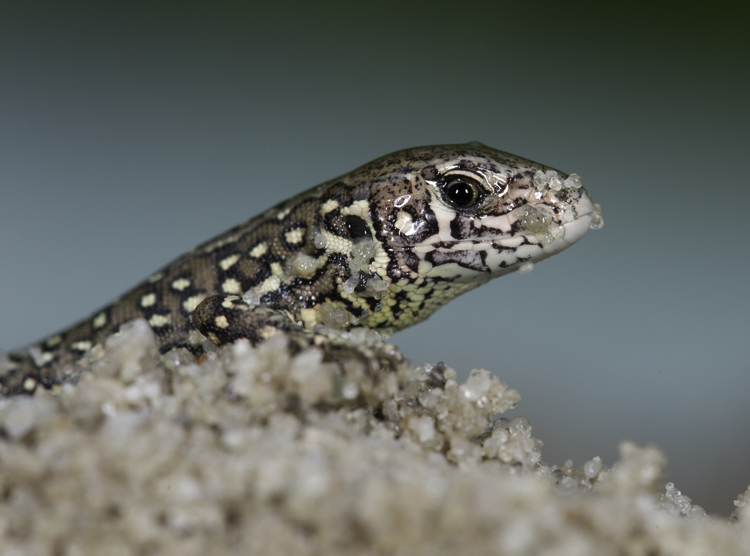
[445,180,477,207]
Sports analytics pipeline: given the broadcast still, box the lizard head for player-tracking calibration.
[359,142,602,285]
[318,142,602,333]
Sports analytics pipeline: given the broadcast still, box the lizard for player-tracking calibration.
[0,142,602,396]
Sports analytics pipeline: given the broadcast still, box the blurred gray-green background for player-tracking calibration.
[1,2,748,515]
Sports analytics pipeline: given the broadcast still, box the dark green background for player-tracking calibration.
[1,2,748,515]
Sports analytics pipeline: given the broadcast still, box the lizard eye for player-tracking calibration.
[443,176,481,208]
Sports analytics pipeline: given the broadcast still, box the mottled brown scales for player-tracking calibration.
[1,143,598,396]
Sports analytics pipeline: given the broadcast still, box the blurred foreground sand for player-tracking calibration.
[1,320,749,555]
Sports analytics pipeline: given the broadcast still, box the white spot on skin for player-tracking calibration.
[313,229,351,254]
[45,335,62,347]
[92,312,107,330]
[183,294,207,313]
[321,199,339,214]
[221,296,241,309]
[148,314,172,328]
[222,278,243,294]
[258,275,281,294]
[147,272,163,283]
[270,262,284,278]
[299,307,318,327]
[200,233,241,254]
[23,377,37,391]
[71,340,93,352]
[431,203,461,243]
[258,325,281,339]
[284,228,305,244]
[219,254,241,271]
[395,211,423,236]
[341,200,370,217]
[395,211,412,234]
[276,206,292,220]
[140,293,157,308]
[249,242,268,258]
[214,315,230,329]
[171,277,191,291]
[417,260,433,275]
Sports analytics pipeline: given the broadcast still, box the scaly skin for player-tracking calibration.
[0,143,600,396]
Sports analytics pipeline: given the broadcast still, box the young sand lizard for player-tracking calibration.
[1,143,602,396]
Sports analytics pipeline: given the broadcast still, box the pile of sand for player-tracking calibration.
[1,319,749,555]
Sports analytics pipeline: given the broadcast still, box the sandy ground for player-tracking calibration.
[1,319,749,555]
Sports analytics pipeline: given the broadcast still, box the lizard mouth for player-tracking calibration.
[539,189,599,256]
[456,190,598,251]
[421,188,601,279]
